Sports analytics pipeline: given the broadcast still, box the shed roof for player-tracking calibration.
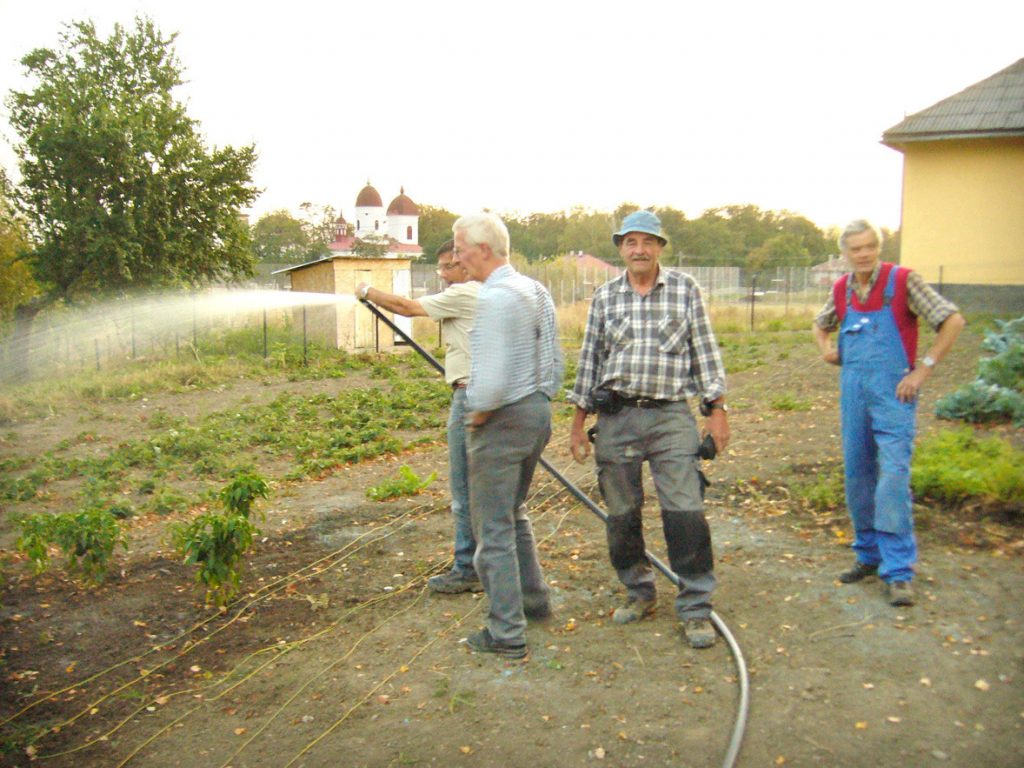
[883,58,1024,146]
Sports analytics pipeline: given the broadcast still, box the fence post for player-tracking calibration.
[749,275,758,331]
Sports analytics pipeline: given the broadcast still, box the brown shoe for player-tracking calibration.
[838,561,879,583]
[682,618,716,649]
[612,596,656,624]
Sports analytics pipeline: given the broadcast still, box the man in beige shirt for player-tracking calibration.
[356,240,482,593]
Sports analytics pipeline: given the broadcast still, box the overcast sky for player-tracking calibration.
[1,0,1021,231]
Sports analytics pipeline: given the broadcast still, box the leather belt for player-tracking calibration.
[617,395,670,409]
[451,380,467,390]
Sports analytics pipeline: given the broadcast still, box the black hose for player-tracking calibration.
[359,298,749,767]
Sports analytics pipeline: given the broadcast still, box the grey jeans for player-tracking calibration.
[594,400,716,620]
[467,392,552,644]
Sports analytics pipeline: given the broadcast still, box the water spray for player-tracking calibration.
[358,297,749,768]
[0,288,359,387]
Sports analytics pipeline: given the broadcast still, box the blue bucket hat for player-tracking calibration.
[612,210,667,247]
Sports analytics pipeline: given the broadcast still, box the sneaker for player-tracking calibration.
[466,628,527,659]
[682,617,717,649]
[428,570,484,594]
[887,581,915,607]
[838,561,879,583]
[612,596,656,624]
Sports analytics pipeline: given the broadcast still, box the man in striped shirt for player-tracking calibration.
[453,212,564,659]
[569,210,729,650]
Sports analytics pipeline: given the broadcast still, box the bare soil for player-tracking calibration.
[1,331,1022,768]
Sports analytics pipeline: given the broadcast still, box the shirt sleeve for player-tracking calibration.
[814,290,838,331]
[568,291,606,411]
[905,271,959,330]
[685,279,727,402]
[418,282,478,322]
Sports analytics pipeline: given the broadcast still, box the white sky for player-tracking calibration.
[1,0,1021,231]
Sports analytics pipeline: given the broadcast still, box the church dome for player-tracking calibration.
[387,187,419,216]
[355,182,383,208]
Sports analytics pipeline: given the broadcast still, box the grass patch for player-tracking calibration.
[912,428,1024,517]
[768,392,811,411]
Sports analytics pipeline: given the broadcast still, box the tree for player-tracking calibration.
[297,202,337,260]
[252,210,309,263]
[251,205,336,264]
[5,17,258,302]
[417,204,458,263]
[0,171,39,320]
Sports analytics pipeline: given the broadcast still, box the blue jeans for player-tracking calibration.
[448,388,476,575]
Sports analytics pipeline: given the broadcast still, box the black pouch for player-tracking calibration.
[591,387,622,415]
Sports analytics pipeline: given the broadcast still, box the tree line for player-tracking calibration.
[252,202,899,274]
[0,15,898,325]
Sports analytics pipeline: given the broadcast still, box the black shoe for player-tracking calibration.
[523,599,552,620]
[838,562,879,583]
[466,629,527,659]
[428,570,484,594]
[887,581,915,607]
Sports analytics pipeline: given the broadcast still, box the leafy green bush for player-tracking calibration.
[14,507,128,583]
[935,381,1024,427]
[367,465,436,501]
[912,428,1024,511]
[173,471,269,606]
[937,316,1024,426]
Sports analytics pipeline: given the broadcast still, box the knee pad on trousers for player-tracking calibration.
[662,509,714,576]
[606,514,647,570]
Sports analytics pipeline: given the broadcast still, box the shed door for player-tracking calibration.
[391,269,413,342]
[354,269,375,349]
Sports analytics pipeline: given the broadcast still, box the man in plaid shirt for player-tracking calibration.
[569,210,730,649]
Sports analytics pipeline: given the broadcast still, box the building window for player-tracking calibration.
[375,220,379,231]
[357,220,361,231]
[406,225,412,240]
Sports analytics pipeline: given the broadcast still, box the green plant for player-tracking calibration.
[792,469,845,512]
[174,510,260,606]
[14,508,128,583]
[366,465,436,501]
[219,472,269,517]
[173,471,269,606]
[14,513,54,575]
[912,428,1024,511]
[768,392,811,411]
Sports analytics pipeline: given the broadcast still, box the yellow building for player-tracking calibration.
[882,58,1024,313]
[273,183,423,350]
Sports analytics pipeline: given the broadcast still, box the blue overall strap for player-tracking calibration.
[882,264,898,307]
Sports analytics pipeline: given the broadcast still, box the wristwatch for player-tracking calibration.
[921,355,936,368]
[704,402,729,413]
[360,285,371,300]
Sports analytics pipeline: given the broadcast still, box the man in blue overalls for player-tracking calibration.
[813,220,964,607]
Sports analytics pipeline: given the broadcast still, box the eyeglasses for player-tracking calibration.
[436,262,459,274]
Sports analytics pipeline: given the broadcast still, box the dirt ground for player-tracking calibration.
[1,330,1022,768]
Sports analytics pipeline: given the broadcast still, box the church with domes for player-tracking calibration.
[328,181,423,259]
[272,181,423,352]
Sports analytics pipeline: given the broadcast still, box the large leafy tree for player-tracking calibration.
[0,171,39,320]
[5,17,258,302]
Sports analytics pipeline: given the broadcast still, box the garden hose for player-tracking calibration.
[360,298,750,768]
